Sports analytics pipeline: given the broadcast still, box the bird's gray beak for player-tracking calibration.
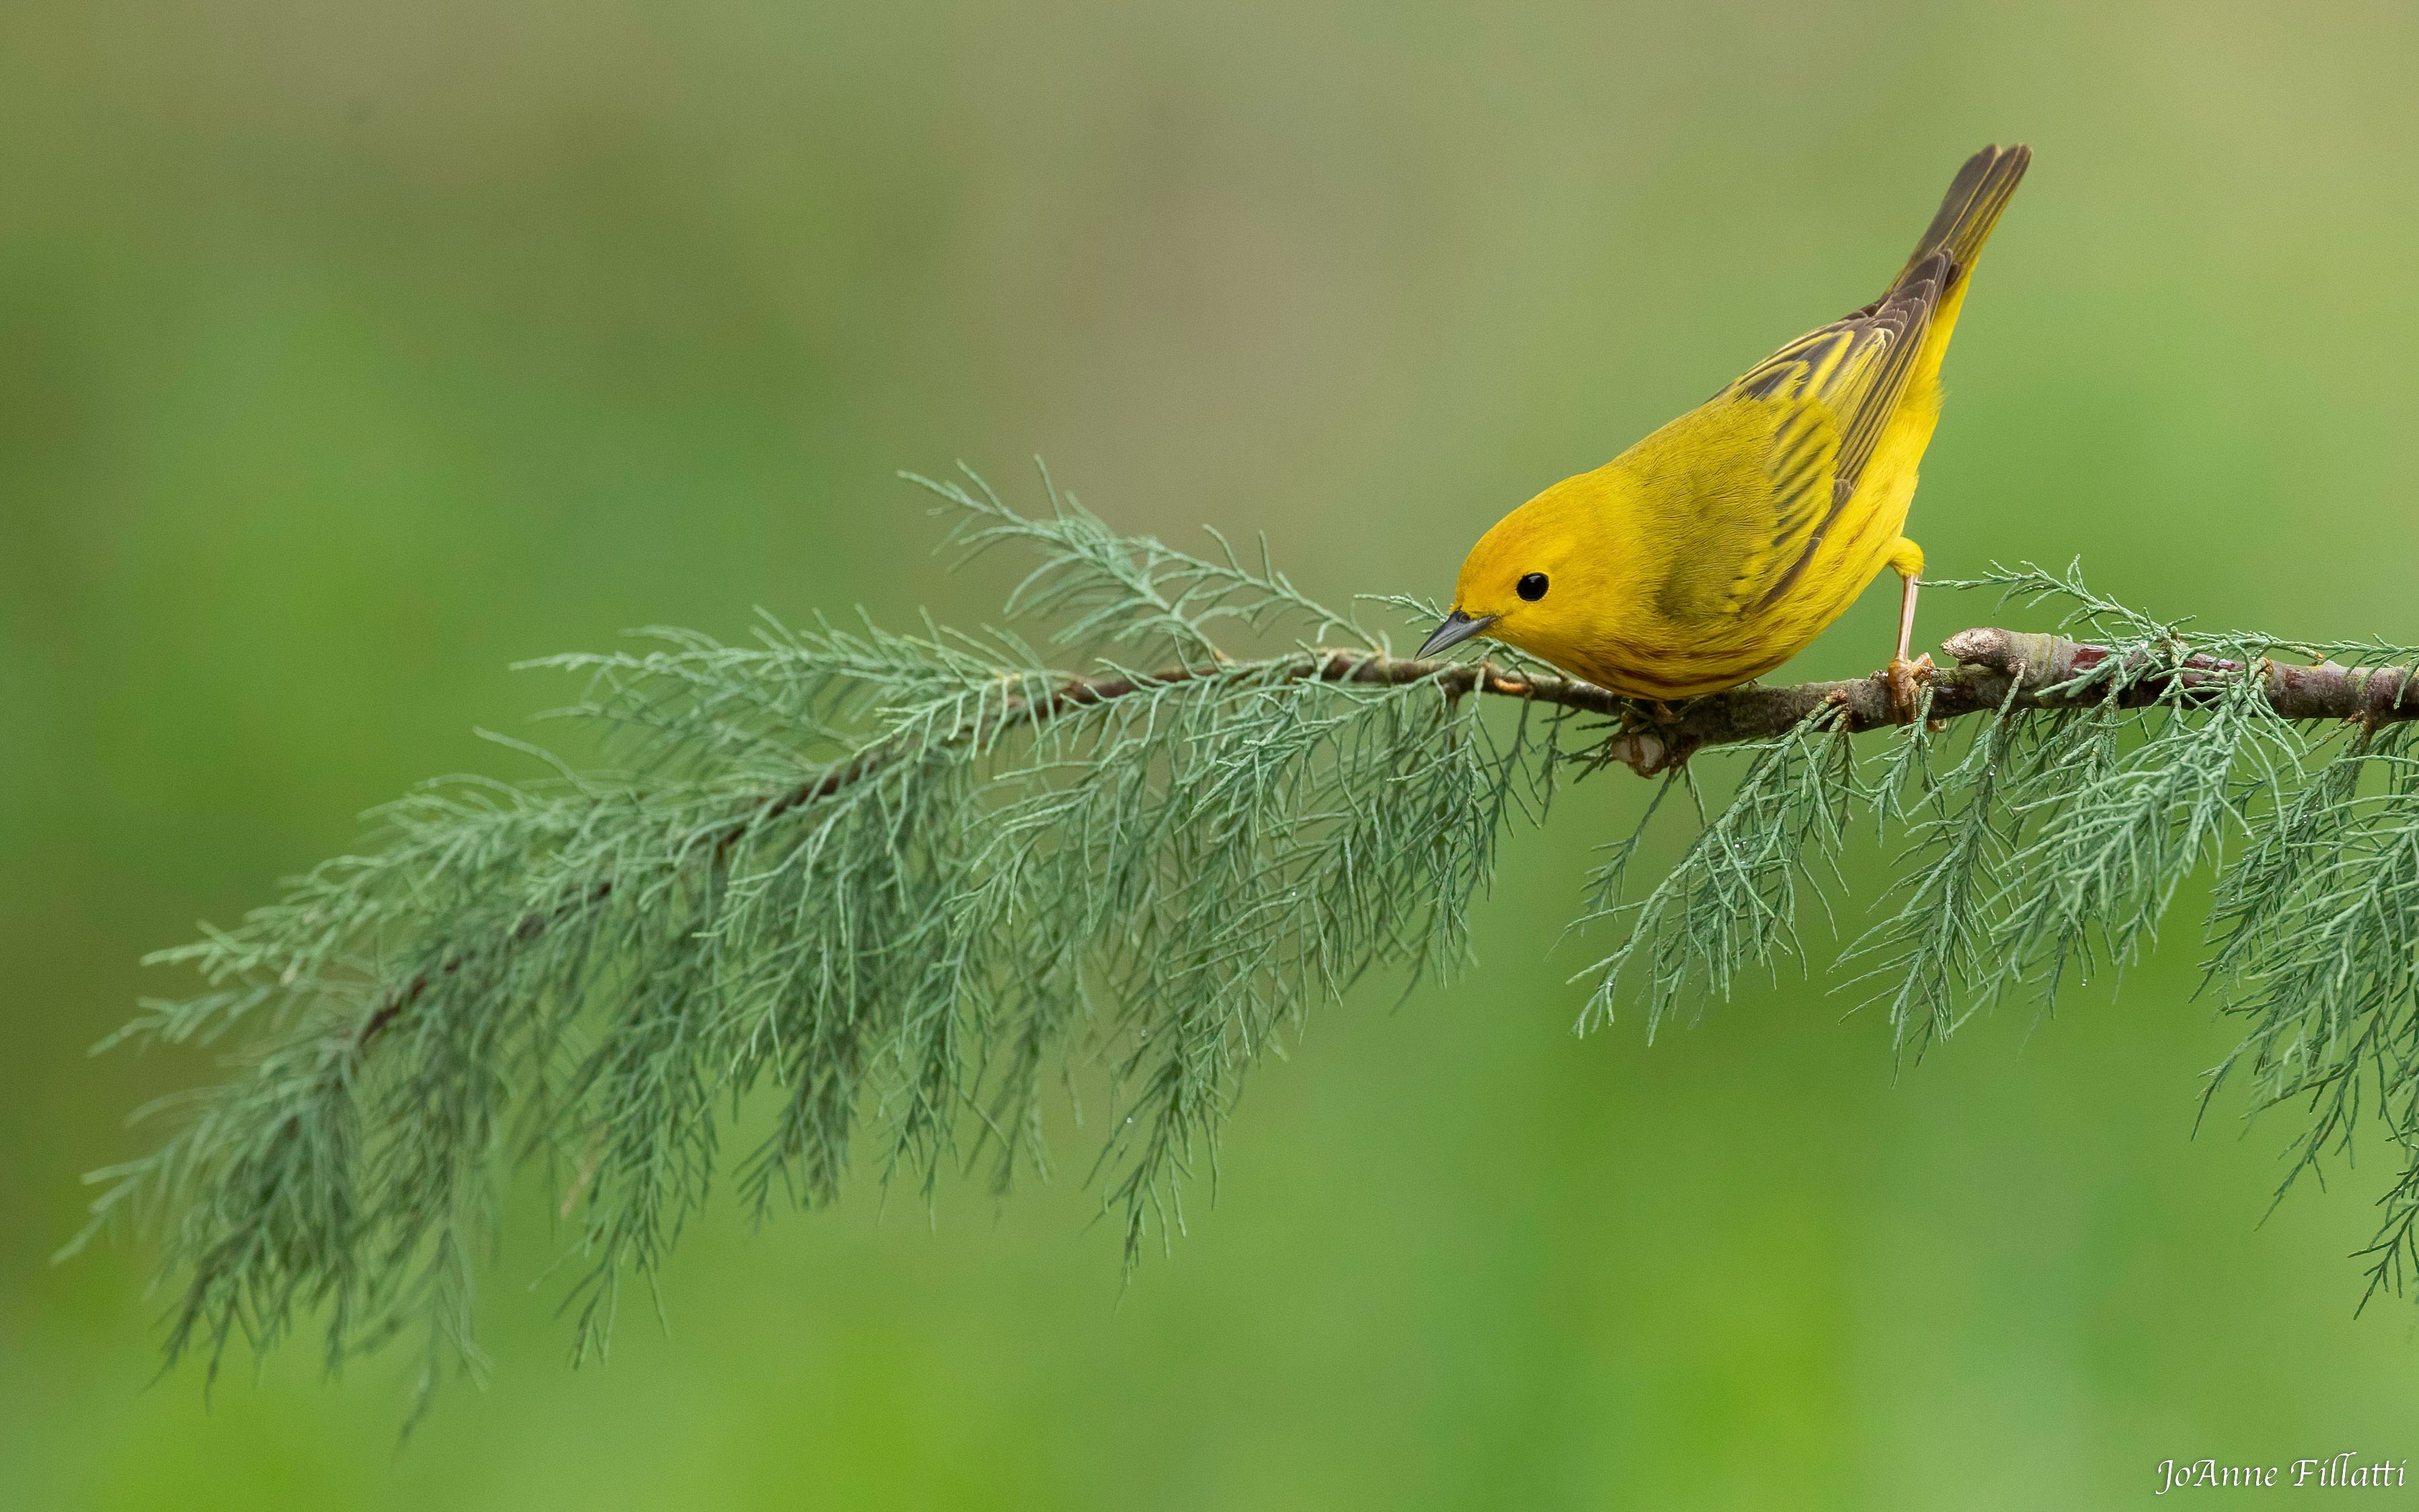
[1416,609,1497,659]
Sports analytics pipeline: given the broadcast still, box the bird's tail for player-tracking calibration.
[1890,143,2031,293]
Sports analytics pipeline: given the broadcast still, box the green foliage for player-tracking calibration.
[69,470,1578,1424]
[1575,707,1856,1040]
[72,492,2419,1420]
[1581,561,2419,1304]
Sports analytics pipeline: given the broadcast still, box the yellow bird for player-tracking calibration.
[1418,144,2030,713]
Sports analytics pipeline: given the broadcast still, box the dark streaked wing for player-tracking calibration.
[1723,257,1939,509]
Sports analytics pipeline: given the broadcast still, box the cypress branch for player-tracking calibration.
[336,631,2419,1069]
[70,468,2419,1418]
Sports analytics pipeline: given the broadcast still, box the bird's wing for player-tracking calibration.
[1644,149,2026,632]
[1725,252,1945,513]
[1640,392,1840,624]
[1680,252,1950,617]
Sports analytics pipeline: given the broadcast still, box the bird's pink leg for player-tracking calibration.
[1885,573,1932,721]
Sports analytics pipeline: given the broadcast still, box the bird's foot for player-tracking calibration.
[1605,697,1692,776]
[1884,653,1935,724]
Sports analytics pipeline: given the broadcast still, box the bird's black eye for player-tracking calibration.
[1517,573,1549,602]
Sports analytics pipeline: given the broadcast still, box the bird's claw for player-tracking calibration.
[1885,654,1934,723]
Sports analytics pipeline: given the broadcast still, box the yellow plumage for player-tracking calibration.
[1419,145,2031,704]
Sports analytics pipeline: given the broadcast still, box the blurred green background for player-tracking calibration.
[9,1,2419,1506]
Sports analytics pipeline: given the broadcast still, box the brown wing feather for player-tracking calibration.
[1721,270,1935,509]
[1893,143,2031,289]
[1659,145,2030,624]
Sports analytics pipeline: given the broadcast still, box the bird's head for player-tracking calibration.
[1416,484,1613,671]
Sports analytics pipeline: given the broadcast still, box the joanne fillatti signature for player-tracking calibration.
[2157,1454,2408,1492]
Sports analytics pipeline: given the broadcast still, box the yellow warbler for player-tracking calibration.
[1419,144,2030,710]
